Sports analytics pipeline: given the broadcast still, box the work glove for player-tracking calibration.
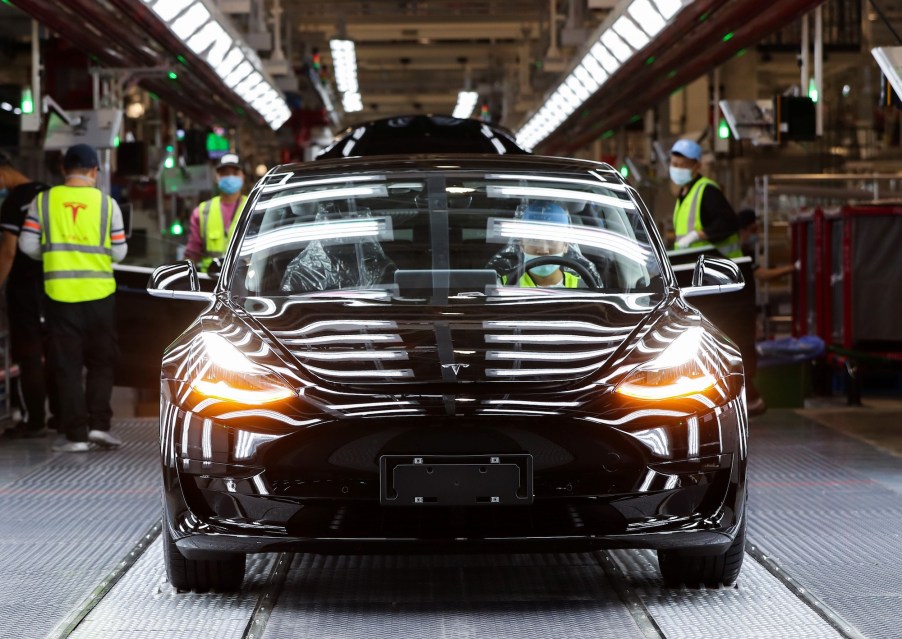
[675,230,700,249]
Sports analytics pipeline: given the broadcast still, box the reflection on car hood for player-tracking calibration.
[240,294,663,388]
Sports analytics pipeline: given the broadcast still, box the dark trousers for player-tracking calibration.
[6,286,57,430]
[46,294,118,442]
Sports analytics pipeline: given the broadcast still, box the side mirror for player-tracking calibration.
[683,255,745,298]
[147,261,215,301]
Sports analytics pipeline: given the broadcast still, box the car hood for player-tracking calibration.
[236,293,665,390]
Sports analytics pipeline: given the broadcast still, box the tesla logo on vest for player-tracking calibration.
[63,202,87,222]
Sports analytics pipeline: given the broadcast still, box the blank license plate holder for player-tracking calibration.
[379,454,533,506]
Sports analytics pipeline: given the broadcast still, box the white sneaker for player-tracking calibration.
[52,440,97,453]
[88,430,122,448]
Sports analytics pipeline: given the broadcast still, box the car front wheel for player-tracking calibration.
[657,517,746,588]
[163,520,246,592]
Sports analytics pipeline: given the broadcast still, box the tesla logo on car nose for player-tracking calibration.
[441,363,469,375]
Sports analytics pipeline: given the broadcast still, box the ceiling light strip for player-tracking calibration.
[141,0,290,130]
[515,0,694,150]
[452,90,479,119]
[330,39,363,113]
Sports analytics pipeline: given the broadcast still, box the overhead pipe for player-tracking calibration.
[542,0,827,155]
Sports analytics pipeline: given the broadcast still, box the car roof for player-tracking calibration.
[267,154,625,184]
[315,114,529,159]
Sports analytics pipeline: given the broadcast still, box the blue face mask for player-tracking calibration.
[524,251,563,278]
[669,166,694,186]
[218,175,243,195]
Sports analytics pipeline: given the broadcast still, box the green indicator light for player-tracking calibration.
[619,165,629,179]
[21,87,34,114]
[736,48,747,58]
[601,130,615,140]
[722,32,734,42]
[164,157,175,169]
[168,71,178,80]
[718,118,730,139]
[170,220,183,236]
[1,1,11,6]
[165,145,174,153]
[645,56,655,65]
[177,55,187,65]
[629,114,641,123]
[699,12,710,22]
[148,92,158,100]
[113,135,120,148]
[808,77,819,103]
[667,70,678,79]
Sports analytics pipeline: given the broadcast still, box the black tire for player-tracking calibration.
[657,518,746,588]
[163,523,246,592]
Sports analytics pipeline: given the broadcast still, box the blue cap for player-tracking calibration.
[671,138,702,161]
[521,202,569,225]
[63,144,100,171]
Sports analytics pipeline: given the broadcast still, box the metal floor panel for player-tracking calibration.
[262,552,649,639]
[747,411,902,639]
[68,537,276,639]
[0,419,160,639]
[608,549,844,639]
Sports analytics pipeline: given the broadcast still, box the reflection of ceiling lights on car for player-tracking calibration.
[141,0,290,130]
[516,0,692,150]
[452,91,479,119]
[330,39,363,113]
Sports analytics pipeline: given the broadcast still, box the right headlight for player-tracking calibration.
[615,327,716,400]
[190,333,295,405]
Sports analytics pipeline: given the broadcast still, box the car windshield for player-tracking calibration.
[229,165,667,301]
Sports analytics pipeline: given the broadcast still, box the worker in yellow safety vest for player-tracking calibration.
[19,144,128,453]
[184,153,247,271]
[501,201,587,288]
[670,139,742,258]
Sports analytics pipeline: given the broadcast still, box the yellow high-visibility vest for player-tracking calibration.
[503,271,581,288]
[197,195,246,270]
[37,186,115,303]
[673,177,742,258]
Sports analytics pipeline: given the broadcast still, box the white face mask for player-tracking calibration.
[523,251,564,278]
[669,166,694,186]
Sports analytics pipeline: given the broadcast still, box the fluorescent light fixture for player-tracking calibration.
[590,43,621,75]
[629,0,666,37]
[613,16,650,50]
[342,91,364,113]
[601,30,632,63]
[575,62,602,92]
[653,0,683,20]
[330,38,364,114]
[515,0,694,149]
[170,2,209,40]
[452,90,479,118]
[145,0,290,130]
[566,74,591,101]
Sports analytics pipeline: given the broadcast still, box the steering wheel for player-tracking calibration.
[511,255,600,288]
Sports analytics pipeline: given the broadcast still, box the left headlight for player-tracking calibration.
[615,327,716,400]
[191,332,295,404]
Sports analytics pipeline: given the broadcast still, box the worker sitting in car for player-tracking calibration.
[503,202,586,288]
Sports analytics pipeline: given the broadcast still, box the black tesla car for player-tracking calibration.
[149,155,748,592]
[316,114,529,159]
